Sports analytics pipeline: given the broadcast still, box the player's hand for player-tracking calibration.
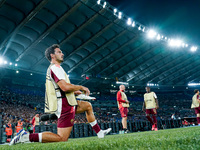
[126,100,129,104]
[80,86,90,96]
[74,91,82,95]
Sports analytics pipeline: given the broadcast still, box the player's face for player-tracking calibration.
[121,85,125,90]
[54,48,64,63]
[146,87,150,93]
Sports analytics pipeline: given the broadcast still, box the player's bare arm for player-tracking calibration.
[57,79,90,95]
[155,99,159,109]
[142,102,146,112]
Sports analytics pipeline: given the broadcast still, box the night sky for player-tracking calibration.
[106,0,200,45]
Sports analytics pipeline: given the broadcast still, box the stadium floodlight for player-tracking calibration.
[111,84,113,86]
[168,39,182,47]
[30,73,33,75]
[118,12,122,19]
[182,43,185,48]
[15,63,18,66]
[185,44,188,47]
[190,46,197,52]
[147,83,159,86]
[4,61,7,64]
[147,29,157,39]
[16,70,19,73]
[156,34,161,40]
[165,37,167,40]
[127,18,132,25]
[138,26,141,30]
[116,81,129,85]
[9,62,12,65]
[188,83,200,86]
[97,0,101,5]
[176,40,182,47]
[103,1,107,8]
[114,8,117,14]
[142,27,145,32]
[132,21,135,27]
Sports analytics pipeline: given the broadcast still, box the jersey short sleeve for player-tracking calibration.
[153,92,157,99]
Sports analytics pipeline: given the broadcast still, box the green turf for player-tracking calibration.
[1,127,200,150]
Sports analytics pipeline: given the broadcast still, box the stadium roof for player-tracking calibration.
[0,0,200,91]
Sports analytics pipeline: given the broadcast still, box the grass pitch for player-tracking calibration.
[1,126,200,150]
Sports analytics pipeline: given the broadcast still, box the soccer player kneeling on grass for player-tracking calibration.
[191,89,200,126]
[10,44,111,145]
[143,87,159,131]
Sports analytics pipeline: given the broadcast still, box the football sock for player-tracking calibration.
[152,115,157,128]
[29,133,42,142]
[90,120,101,134]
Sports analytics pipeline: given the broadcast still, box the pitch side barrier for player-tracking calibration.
[0,119,184,143]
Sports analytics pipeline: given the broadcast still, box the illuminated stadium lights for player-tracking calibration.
[181,43,185,48]
[142,27,145,32]
[96,1,198,53]
[97,0,101,5]
[30,73,33,76]
[4,61,7,64]
[127,18,132,25]
[190,46,197,52]
[168,39,183,47]
[147,30,157,39]
[15,63,18,66]
[111,84,113,86]
[113,8,117,14]
[188,83,200,86]
[16,70,19,73]
[9,62,12,65]
[103,1,107,8]
[116,81,129,85]
[147,83,159,86]
[118,12,122,19]
[156,34,161,40]
[132,21,135,27]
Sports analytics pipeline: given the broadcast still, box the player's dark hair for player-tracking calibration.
[45,44,60,62]
[194,89,199,94]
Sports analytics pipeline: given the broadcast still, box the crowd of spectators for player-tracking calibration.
[0,85,198,131]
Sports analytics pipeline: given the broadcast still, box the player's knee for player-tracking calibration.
[85,101,92,110]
